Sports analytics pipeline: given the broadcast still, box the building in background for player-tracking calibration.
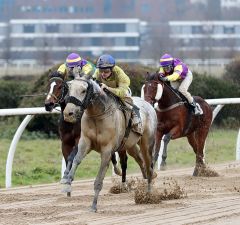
[0,0,240,75]
[221,0,240,8]
[9,18,147,65]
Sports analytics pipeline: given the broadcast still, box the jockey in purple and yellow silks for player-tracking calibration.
[57,53,95,79]
[158,53,202,115]
[93,54,142,133]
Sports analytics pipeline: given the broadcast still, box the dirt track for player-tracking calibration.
[1,162,240,225]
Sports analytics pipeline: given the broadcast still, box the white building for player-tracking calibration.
[169,20,240,74]
[7,18,147,65]
[221,0,240,8]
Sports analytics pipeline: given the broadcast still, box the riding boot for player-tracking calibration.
[190,99,203,115]
[124,97,143,134]
[131,109,143,134]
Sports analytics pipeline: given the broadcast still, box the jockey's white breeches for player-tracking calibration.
[170,70,194,104]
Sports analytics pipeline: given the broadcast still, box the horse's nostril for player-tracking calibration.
[45,102,54,112]
[68,112,74,116]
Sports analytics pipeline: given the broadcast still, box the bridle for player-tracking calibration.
[65,78,94,111]
[48,77,69,105]
[144,80,165,106]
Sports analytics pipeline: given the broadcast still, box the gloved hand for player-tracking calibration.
[100,83,109,94]
[159,76,168,82]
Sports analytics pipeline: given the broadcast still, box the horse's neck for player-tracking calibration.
[86,92,112,117]
[159,84,181,107]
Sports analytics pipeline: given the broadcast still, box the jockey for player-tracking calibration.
[158,53,202,115]
[57,53,95,78]
[93,54,142,133]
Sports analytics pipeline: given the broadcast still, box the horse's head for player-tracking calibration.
[44,70,68,112]
[63,75,96,123]
[141,72,164,107]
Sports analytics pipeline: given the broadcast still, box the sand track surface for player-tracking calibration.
[1,162,240,225]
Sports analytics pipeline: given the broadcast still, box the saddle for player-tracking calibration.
[104,89,142,134]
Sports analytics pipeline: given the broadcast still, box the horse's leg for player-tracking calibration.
[111,153,122,176]
[127,144,147,179]
[60,145,78,184]
[91,150,112,212]
[61,139,90,193]
[118,150,128,183]
[139,136,154,192]
[160,133,171,170]
[152,130,163,168]
[187,129,207,176]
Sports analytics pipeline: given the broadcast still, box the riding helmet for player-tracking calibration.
[66,53,82,68]
[159,53,174,67]
[96,54,115,69]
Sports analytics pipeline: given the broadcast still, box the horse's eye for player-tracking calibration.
[58,86,62,90]
[82,90,86,94]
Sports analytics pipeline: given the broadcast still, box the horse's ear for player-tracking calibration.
[83,74,91,80]
[145,72,149,79]
[144,71,150,81]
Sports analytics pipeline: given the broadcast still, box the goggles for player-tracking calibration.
[99,68,111,74]
[162,65,173,71]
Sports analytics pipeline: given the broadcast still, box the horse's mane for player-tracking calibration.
[146,72,159,82]
[83,76,123,108]
[49,70,65,80]
[145,72,186,102]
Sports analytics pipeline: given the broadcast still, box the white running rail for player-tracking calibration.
[0,98,240,188]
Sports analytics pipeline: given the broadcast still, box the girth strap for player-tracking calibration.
[114,118,132,153]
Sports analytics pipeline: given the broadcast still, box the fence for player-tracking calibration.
[0,98,240,188]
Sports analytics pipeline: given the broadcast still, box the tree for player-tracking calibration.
[223,58,240,85]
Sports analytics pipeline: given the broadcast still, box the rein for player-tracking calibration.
[148,79,185,112]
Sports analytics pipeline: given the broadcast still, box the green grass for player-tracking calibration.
[0,128,238,188]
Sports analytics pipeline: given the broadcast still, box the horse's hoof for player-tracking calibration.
[152,171,158,179]
[90,206,97,213]
[67,192,71,197]
[147,184,152,193]
[61,184,72,193]
[193,168,198,176]
[160,165,166,171]
[114,167,122,176]
[60,178,68,184]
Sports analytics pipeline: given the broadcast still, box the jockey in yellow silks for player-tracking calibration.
[57,53,95,78]
[158,53,202,115]
[93,54,142,133]
[93,55,130,99]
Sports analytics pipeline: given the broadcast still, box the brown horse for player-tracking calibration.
[62,76,157,212]
[142,72,213,176]
[44,71,122,196]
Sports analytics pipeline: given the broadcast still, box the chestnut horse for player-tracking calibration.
[62,76,157,212]
[142,72,213,176]
[44,71,122,197]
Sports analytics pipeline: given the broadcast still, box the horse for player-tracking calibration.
[62,75,157,212]
[141,72,213,176]
[44,71,122,197]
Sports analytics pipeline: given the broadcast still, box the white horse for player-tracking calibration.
[62,75,157,212]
